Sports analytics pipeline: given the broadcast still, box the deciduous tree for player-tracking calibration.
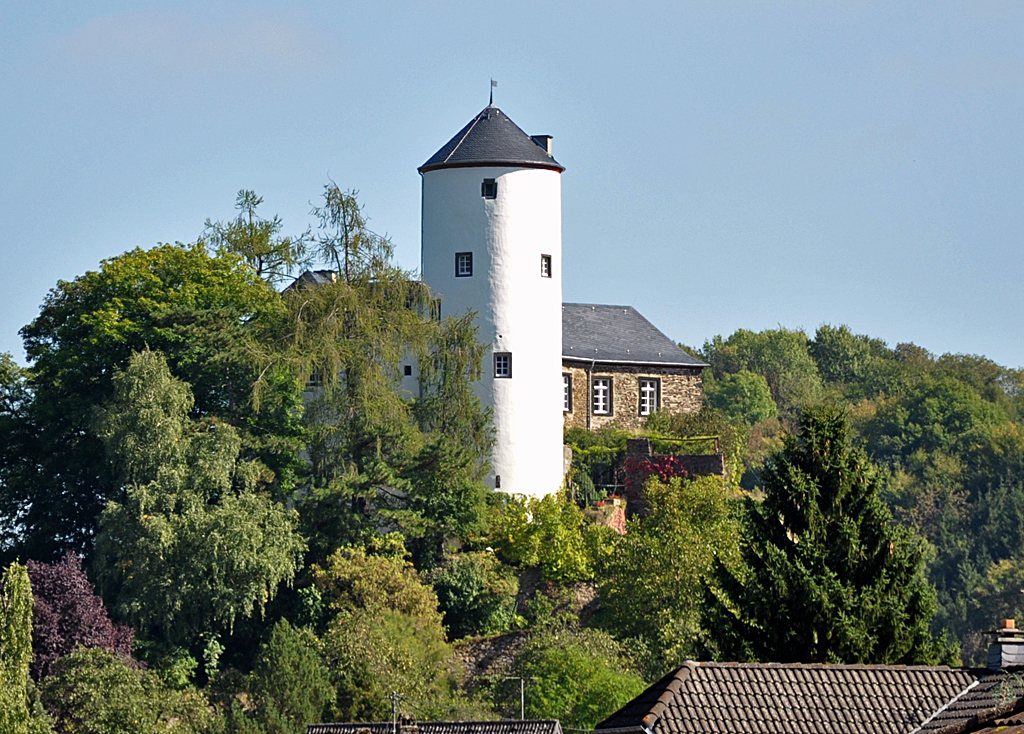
[39,647,210,734]
[253,186,491,563]
[26,551,133,680]
[3,243,302,563]
[202,190,307,285]
[313,535,462,720]
[513,625,645,729]
[93,351,304,653]
[598,475,739,670]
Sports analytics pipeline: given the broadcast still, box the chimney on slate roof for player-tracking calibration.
[988,618,1024,669]
[531,135,553,154]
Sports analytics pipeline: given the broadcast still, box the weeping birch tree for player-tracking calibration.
[93,351,305,657]
[253,185,492,566]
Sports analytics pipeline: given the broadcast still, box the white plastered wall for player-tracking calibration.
[421,165,563,497]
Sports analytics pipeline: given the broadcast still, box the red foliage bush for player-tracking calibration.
[624,456,691,498]
[26,551,134,679]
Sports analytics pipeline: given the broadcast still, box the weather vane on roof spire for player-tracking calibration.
[490,79,497,106]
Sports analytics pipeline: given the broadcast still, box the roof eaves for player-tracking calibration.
[642,663,696,730]
[561,356,708,369]
[927,694,1024,734]
[419,159,564,174]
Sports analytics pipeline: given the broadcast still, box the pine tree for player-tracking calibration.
[705,406,950,664]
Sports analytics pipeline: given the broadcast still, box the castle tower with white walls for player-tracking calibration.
[419,104,564,497]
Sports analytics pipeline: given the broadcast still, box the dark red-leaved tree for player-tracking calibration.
[26,551,134,679]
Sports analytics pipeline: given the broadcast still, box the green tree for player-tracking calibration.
[513,625,646,729]
[430,551,519,640]
[598,475,739,670]
[93,351,304,654]
[39,647,210,734]
[4,243,302,563]
[252,186,490,562]
[0,562,41,734]
[702,328,822,421]
[312,536,462,720]
[490,493,614,583]
[202,190,307,285]
[704,369,777,425]
[706,407,948,664]
[239,619,334,734]
[809,324,874,384]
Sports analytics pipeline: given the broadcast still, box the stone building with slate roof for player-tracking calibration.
[561,304,706,432]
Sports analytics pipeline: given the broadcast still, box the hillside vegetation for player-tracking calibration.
[0,188,1020,732]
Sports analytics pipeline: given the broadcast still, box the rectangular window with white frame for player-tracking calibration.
[639,377,661,416]
[563,373,572,412]
[541,254,552,278]
[455,252,473,277]
[592,377,612,415]
[494,352,512,378]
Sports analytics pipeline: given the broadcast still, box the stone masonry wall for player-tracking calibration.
[562,360,703,432]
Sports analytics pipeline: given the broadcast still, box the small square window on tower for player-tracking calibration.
[455,252,473,277]
[481,178,497,199]
[541,254,552,278]
[494,352,512,378]
[403,365,413,377]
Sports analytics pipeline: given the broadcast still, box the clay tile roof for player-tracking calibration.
[308,722,562,734]
[419,106,563,174]
[595,661,987,734]
[562,303,706,368]
[920,668,1024,733]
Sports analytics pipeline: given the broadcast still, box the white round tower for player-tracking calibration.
[420,104,564,498]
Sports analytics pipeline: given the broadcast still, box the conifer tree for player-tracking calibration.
[0,562,35,734]
[705,406,949,664]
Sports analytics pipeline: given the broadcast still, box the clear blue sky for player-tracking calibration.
[3,2,1023,367]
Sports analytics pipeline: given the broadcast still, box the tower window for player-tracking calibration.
[639,378,660,416]
[494,352,512,378]
[563,373,572,412]
[403,365,413,377]
[541,255,552,278]
[455,252,473,277]
[481,178,497,199]
[592,377,613,415]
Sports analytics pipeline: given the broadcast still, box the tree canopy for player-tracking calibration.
[705,407,947,664]
[2,243,302,563]
[93,351,304,653]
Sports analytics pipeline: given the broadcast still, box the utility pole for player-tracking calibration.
[391,691,398,734]
[503,676,527,720]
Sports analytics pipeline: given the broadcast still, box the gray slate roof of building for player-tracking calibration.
[594,661,987,734]
[419,106,564,173]
[562,303,706,368]
[308,722,562,734]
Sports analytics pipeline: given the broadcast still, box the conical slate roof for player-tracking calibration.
[419,105,564,173]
